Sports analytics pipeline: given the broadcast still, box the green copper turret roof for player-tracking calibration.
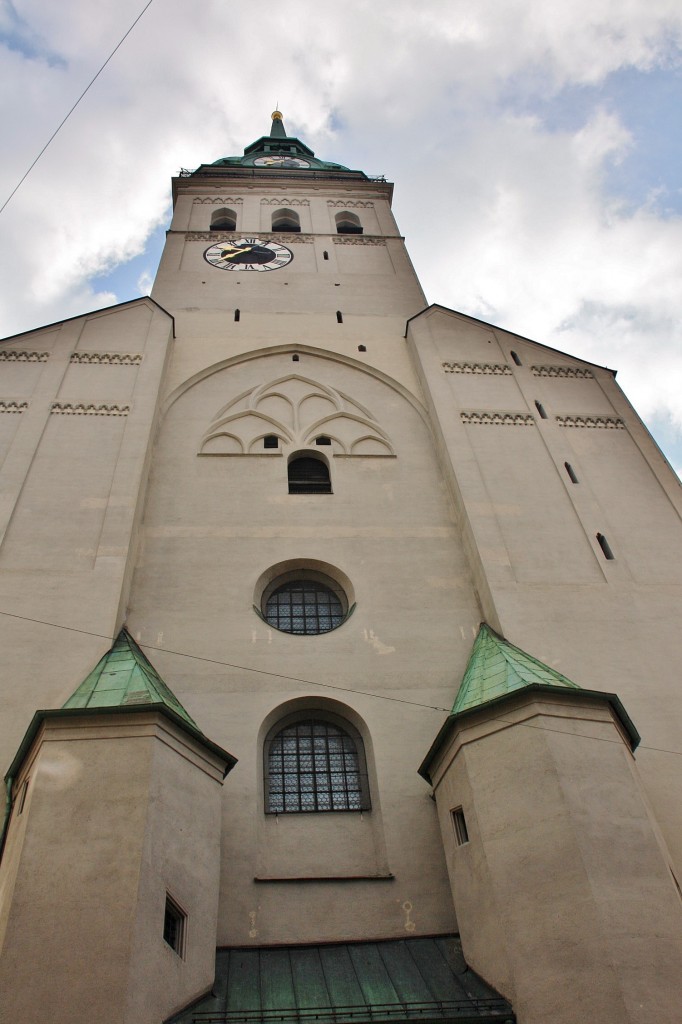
[418,623,640,784]
[452,623,580,714]
[63,629,199,729]
[207,110,364,175]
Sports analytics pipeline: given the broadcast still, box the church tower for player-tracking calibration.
[1,112,682,1024]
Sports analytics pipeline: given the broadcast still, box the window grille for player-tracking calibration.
[288,456,331,494]
[266,719,369,813]
[264,580,344,634]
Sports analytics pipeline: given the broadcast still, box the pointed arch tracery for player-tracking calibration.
[198,373,394,457]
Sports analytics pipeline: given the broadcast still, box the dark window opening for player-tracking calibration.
[292,354,300,362]
[335,211,363,235]
[163,896,186,956]
[535,401,548,419]
[266,717,369,813]
[358,344,366,352]
[272,208,301,232]
[315,436,331,446]
[323,251,329,260]
[452,807,469,846]
[511,351,522,366]
[288,456,331,494]
[210,208,237,232]
[336,311,343,324]
[565,462,579,483]
[234,309,240,322]
[263,435,279,449]
[597,533,615,560]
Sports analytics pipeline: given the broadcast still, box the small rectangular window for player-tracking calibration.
[263,435,279,449]
[564,462,579,483]
[451,807,469,846]
[163,895,186,956]
[336,311,343,324]
[535,400,548,419]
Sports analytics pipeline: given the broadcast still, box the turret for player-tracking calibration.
[420,624,682,1024]
[0,630,236,1024]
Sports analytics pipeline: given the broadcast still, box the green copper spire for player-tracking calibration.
[63,629,199,729]
[269,109,287,137]
[452,623,580,715]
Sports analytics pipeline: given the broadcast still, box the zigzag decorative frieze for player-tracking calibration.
[443,362,512,375]
[532,365,594,379]
[327,200,375,209]
[193,197,244,205]
[187,232,314,243]
[556,415,624,429]
[51,403,130,417]
[70,352,142,365]
[261,198,310,206]
[0,401,28,413]
[0,350,49,363]
[332,236,386,246]
[461,412,535,426]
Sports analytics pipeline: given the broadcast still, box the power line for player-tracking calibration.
[0,0,157,218]
[0,607,449,713]
[2,605,682,758]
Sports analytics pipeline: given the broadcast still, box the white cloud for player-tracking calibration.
[1,0,681,466]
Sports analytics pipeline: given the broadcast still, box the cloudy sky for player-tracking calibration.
[1,0,682,472]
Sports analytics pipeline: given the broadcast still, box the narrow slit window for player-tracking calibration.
[163,895,186,956]
[511,351,522,366]
[564,462,578,483]
[535,401,548,419]
[597,533,615,560]
[336,311,343,324]
[234,309,240,322]
[17,779,29,815]
[451,807,469,846]
[323,251,329,261]
[263,435,278,449]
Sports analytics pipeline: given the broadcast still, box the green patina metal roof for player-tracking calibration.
[452,624,580,715]
[167,936,514,1024]
[63,629,199,729]
[207,111,363,175]
[418,624,640,784]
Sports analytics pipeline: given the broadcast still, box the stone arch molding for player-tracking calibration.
[199,374,395,457]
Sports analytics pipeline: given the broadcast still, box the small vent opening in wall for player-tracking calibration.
[511,351,522,366]
[565,462,579,483]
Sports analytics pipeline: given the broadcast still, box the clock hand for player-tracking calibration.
[219,245,251,260]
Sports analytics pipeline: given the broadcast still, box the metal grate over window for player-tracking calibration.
[267,720,368,813]
[288,456,331,494]
[265,580,344,634]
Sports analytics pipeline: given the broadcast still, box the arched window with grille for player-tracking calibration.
[288,454,331,494]
[265,715,370,813]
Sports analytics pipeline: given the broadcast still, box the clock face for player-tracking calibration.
[204,238,294,272]
[253,156,310,168]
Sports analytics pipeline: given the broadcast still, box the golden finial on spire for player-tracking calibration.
[271,109,283,121]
